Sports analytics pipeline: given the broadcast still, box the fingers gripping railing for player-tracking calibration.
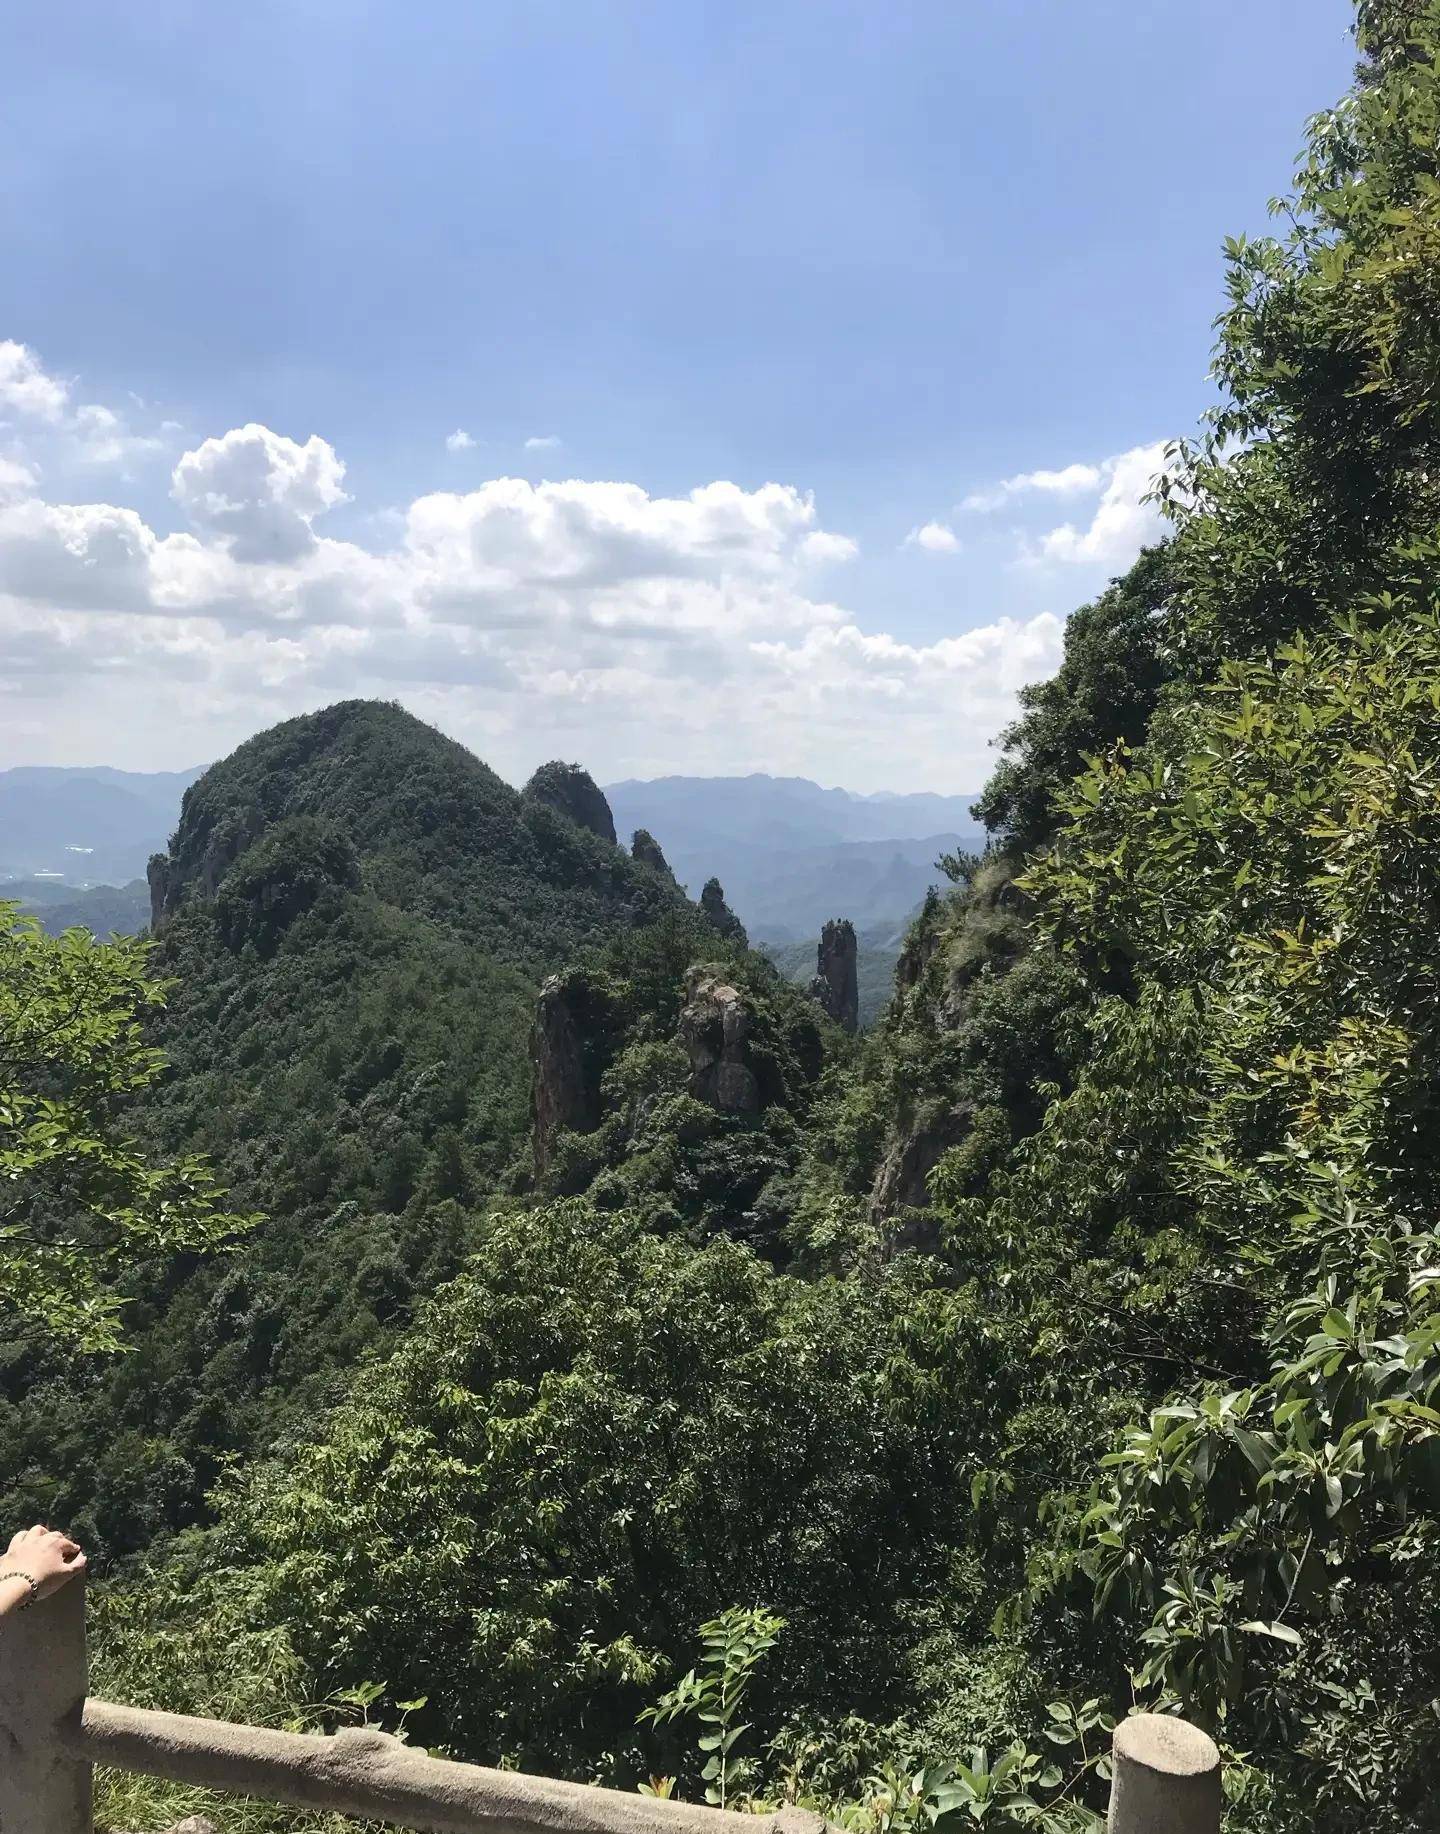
[0,1581,1221,1834]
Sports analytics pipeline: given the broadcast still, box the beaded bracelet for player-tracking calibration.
[0,1569,40,1610]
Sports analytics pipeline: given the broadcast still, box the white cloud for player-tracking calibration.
[799,530,859,563]
[0,337,166,474]
[961,461,1102,514]
[0,497,182,616]
[958,442,1168,573]
[0,438,1054,784]
[402,477,839,607]
[753,613,1061,688]
[905,520,960,553]
[524,434,562,450]
[0,341,70,423]
[445,428,475,452]
[73,403,162,468]
[1033,442,1167,567]
[0,343,1074,788]
[0,455,36,498]
[171,424,349,564]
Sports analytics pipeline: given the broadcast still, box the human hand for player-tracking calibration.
[3,1524,87,1598]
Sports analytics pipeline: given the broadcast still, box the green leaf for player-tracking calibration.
[1239,1620,1303,1646]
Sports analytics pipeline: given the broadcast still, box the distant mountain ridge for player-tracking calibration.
[2,877,149,937]
[0,763,202,884]
[605,773,982,942]
[1,761,982,946]
[606,772,980,845]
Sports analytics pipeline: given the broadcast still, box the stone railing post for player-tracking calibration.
[1107,1712,1221,1833]
[0,1573,94,1834]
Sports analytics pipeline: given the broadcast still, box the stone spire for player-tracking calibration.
[630,828,675,879]
[808,917,858,1033]
[699,877,747,948]
[523,762,617,844]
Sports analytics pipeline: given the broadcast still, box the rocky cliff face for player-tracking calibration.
[866,857,1040,1241]
[147,803,266,934]
[523,762,617,845]
[699,877,747,948]
[531,972,606,1178]
[678,967,761,1113]
[808,918,858,1033]
[868,1099,973,1250]
[893,889,944,999]
[147,853,170,933]
[630,827,675,880]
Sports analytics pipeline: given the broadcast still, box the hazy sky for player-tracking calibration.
[1,0,1354,791]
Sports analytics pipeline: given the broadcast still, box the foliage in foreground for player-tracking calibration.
[212,1201,992,1778]
[0,903,253,1352]
[1021,599,1440,1825]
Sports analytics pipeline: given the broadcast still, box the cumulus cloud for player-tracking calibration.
[0,340,70,422]
[905,520,960,553]
[402,477,842,608]
[0,455,37,497]
[1032,442,1167,566]
[754,613,1062,693]
[171,424,349,563]
[0,355,1074,788]
[799,530,859,564]
[0,498,158,611]
[959,442,1168,572]
[524,434,562,451]
[961,461,1102,514]
[445,429,475,452]
[0,337,165,472]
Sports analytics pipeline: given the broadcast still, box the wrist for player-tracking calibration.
[0,1570,40,1611]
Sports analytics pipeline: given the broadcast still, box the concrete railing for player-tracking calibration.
[0,1581,1222,1834]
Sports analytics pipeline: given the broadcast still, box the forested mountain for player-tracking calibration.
[0,763,976,946]
[1,875,149,936]
[1,701,798,1551]
[8,7,1440,1830]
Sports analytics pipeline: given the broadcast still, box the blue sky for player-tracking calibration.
[1,0,1356,789]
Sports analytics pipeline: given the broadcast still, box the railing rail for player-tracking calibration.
[0,1580,1222,1834]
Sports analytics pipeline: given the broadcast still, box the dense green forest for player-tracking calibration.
[7,4,1440,1828]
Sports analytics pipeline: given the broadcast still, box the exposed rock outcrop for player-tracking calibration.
[678,967,760,1113]
[531,973,604,1178]
[147,852,171,933]
[147,804,266,934]
[630,827,675,880]
[893,888,943,998]
[869,1099,973,1251]
[700,877,748,949]
[807,918,858,1033]
[523,761,617,844]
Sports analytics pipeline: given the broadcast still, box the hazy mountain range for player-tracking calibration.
[605,773,981,942]
[0,764,202,887]
[1,761,980,946]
